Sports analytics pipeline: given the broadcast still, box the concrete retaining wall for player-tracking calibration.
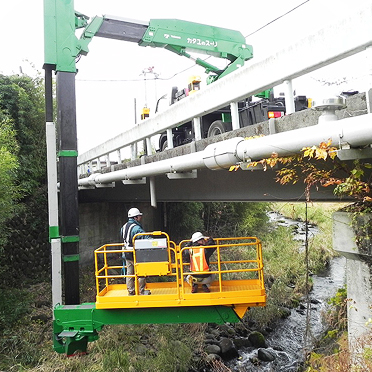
[333,211,372,343]
[79,202,162,265]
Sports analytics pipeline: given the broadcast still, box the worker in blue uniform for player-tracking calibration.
[121,208,151,295]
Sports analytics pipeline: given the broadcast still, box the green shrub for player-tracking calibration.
[0,288,32,330]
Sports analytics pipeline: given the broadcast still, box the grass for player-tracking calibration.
[271,202,345,225]
[267,202,372,371]
[0,282,206,372]
[306,329,372,371]
[247,224,306,328]
[0,287,32,330]
[247,202,345,329]
[271,202,348,271]
[306,285,372,371]
[41,323,199,372]
[0,288,48,370]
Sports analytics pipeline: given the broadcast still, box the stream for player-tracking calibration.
[228,212,346,372]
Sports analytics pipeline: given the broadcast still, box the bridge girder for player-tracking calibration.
[79,167,358,204]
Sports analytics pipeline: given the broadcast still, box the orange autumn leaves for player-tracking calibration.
[229,139,372,202]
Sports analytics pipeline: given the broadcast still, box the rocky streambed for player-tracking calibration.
[196,212,346,372]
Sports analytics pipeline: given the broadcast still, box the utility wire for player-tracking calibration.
[245,0,310,38]
[76,63,197,82]
[303,200,316,360]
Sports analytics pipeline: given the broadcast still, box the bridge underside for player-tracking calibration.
[79,167,350,203]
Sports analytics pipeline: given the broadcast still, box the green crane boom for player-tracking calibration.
[44,3,253,81]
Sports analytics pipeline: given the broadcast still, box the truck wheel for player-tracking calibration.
[171,87,178,105]
[161,140,168,151]
[207,120,230,137]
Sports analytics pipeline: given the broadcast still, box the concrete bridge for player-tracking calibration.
[76,91,369,261]
[78,92,368,205]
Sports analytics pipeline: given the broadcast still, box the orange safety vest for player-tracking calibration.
[190,247,209,272]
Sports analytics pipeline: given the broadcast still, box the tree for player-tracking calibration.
[0,74,48,282]
[0,74,46,194]
[230,139,372,205]
[0,114,19,249]
[166,201,270,242]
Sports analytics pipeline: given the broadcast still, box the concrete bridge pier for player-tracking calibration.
[333,211,372,349]
[78,202,163,265]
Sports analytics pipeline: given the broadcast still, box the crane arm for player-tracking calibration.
[44,1,252,76]
[78,16,253,82]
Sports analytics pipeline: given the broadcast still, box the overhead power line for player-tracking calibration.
[245,0,310,38]
[76,63,197,83]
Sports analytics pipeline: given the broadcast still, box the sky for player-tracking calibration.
[1,0,372,153]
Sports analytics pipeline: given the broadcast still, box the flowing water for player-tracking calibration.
[229,212,346,372]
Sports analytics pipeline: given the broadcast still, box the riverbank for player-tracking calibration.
[222,203,348,371]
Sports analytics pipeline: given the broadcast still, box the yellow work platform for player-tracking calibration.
[94,233,266,319]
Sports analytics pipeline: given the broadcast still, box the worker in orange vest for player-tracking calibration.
[185,232,216,293]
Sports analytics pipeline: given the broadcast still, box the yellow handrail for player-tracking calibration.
[94,234,264,298]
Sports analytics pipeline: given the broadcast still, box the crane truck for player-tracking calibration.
[158,76,310,150]
[60,13,310,150]
[44,7,282,356]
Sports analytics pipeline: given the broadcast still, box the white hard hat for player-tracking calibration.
[191,232,206,243]
[128,208,143,218]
